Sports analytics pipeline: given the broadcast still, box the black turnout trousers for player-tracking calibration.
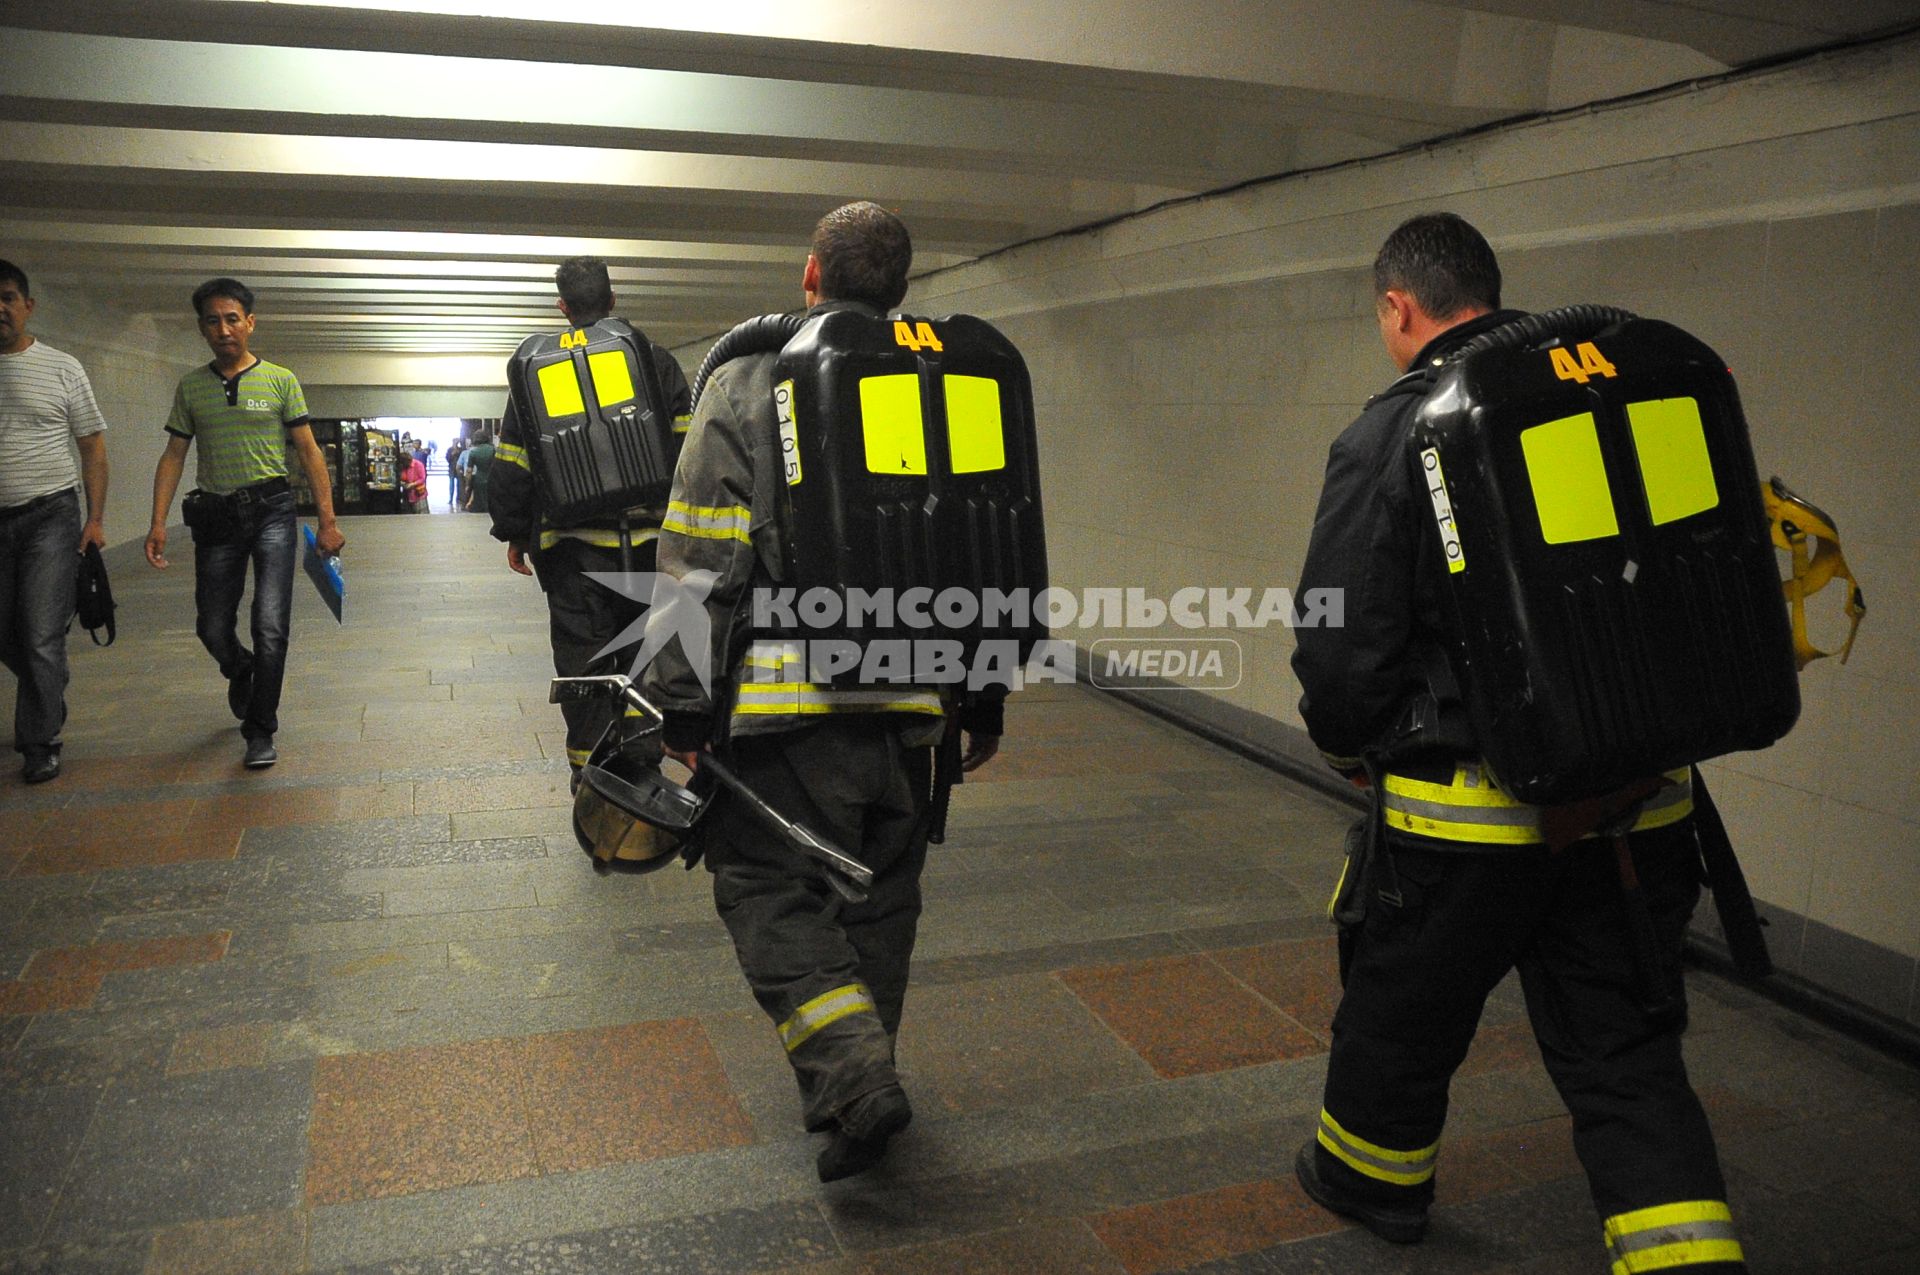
[703,716,933,1130]
[1318,822,1740,1267]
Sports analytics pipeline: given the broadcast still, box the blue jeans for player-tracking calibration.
[192,487,297,741]
[0,487,81,759]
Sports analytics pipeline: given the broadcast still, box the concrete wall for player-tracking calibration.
[909,34,1920,1023]
[13,280,204,549]
[293,352,510,421]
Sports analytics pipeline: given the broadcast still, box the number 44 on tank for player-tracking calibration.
[892,320,942,352]
[1548,341,1618,383]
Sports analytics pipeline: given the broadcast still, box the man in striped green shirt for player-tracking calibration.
[145,278,344,769]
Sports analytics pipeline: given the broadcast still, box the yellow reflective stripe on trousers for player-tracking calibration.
[672,413,692,435]
[1316,1109,1438,1186]
[1604,1200,1743,1273]
[1382,767,1692,845]
[538,526,662,551]
[495,442,531,470]
[566,746,593,767]
[777,983,876,1052]
[662,499,751,544]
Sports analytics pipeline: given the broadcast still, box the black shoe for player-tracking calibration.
[817,1084,912,1183]
[244,736,278,769]
[22,753,60,784]
[227,666,254,722]
[1294,1141,1428,1244]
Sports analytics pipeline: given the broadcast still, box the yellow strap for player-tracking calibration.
[1764,477,1866,668]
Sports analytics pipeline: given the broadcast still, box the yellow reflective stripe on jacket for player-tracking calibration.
[732,682,945,718]
[777,983,876,1053]
[672,413,692,435]
[495,442,531,470]
[743,640,805,675]
[1316,1109,1437,1186]
[1603,1200,1743,1273]
[1381,766,1692,846]
[662,499,751,544]
[537,525,662,551]
[566,746,593,767]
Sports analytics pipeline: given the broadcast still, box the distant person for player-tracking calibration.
[400,449,429,514]
[145,277,344,769]
[446,437,466,509]
[0,259,109,785]
[461,432,495,513]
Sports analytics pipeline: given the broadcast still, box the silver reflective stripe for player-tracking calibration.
[776,983,876,1053]
[1607,1218,1740,1261]
[1317,1109,1437,1186]
[1382,792,1540,827]
[662,500,750,542]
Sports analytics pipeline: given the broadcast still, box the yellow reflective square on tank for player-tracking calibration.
[1520,412,1619,544]
[859,374,928,475]
[536,359,585,419]
[1627,397,1719,525]
[944,374,1006,474]
[587,349,636,408]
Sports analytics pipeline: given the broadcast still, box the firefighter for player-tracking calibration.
[641,202,1005,1182]
[489,258,692,776]
[1289,212,1746,1272]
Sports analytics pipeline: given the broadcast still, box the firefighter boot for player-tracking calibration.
[817,1083,912,1182]
[1295,1142,1429,1244]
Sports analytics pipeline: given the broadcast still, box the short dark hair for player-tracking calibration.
[555,257,613,321]
[0,259,28,297]
[1373,213,1501,319]
[192,277,255,317]
[811,202,911,311]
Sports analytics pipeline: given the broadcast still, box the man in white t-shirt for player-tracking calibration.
[0,260,109,785]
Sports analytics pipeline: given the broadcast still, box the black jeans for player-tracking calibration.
[192,487,297,741]
[0,487,81,759]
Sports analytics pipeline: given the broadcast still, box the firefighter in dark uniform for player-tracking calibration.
[490,257,693,775]
[641,203,1004,1182]
[1290,213,1746,1272]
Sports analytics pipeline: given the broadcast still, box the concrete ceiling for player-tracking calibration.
[3,0,1916,356]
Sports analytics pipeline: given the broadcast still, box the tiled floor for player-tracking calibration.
[3,512,1917,1274]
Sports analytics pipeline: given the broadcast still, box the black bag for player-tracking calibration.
[74,543,115,646]
[181,488,242,544]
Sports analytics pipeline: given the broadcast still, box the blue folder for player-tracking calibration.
[302,524,344,622]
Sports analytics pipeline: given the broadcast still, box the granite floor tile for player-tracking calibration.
[0,1085,102,1249]
[1058,953,1322,1079]
[0,1032,173,1092]
[511,1019,754,1175]
[852,1220,1127,1274]
[46,1062,311,1241]
[21,932,230,982]
[1207,938,1343,1044]
[0,1237,151,1275]
[1088,1176,1345,1275]
[146,1209,308,1275]
[307,1037,537,1205]
[899,973,1156,1117]
[319,1198,838,1275]
[0,975,101,1017]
